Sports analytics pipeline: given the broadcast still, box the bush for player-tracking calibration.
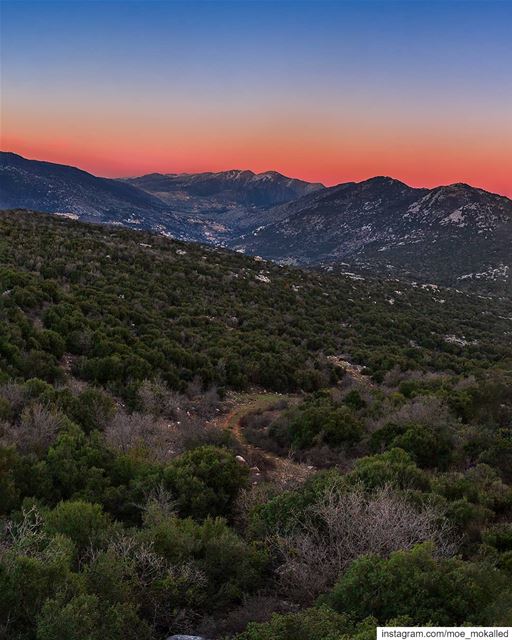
[348,448,430,491]
[0,511,75,637]
[234,606,350,640]
[483,524,512,553]
[248,470,346,537]
[324,543,512,625]
[234,606,372,640]
[44,425,114,503]
[0,446,20,513]
[69,387,115,433]
[145,514,267,608]
[163,445,248,520]
[370,422,452,469]
[45,500,113,554]
[284,396,363,450]
[269,484,451,602]
[36,593,151,640]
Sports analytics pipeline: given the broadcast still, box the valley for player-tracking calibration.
[2,152,511,293]
[1,178,512,639]
[2,0,511,636]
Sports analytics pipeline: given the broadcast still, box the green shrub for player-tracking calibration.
[234,606,354,640]
[348,448,430,491]
[36,593,151,640]
[371,422,452,469]
[483,524,512,552]
[285,396,363,449]
[163,445,248,520]
[324,543,512,625]
[0,446,20,513]
[0,530,75,637]
[46,501,113,553]
[146,514,267,608]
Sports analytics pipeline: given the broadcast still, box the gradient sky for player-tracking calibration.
[1,0,511,195]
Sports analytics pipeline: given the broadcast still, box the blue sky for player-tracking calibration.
[1,0,511,194]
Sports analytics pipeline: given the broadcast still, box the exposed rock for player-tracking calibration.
[232,177,512,290]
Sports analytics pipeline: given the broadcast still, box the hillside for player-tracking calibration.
[2,209,511,393]
[0,152,224,243]
[233,177,512,291]
[3,154,511,293]
[124,169,324,231]
[2,210,512,638]
[0,153,324,244]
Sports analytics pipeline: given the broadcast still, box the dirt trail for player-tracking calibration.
[327,355,376,387]
[218,393,281,437]
[214,392,314,486]
[215,361,371,485]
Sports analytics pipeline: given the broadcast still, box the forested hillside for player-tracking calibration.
[1,209,512,639]
[3,154,511,294]
[2,209,512,393]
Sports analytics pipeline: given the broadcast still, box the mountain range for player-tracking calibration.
[233,176,512,288]
[0,152,219,242]
[1,151,511,290]
[124,169,323,230]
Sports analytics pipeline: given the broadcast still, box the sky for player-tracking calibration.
[1,0,511,196]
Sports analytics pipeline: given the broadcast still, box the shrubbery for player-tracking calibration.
[324,544,512,625]
[1,211,512,637]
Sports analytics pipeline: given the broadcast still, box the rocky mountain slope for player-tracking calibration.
[2,152,511,291]
[233,177,512,289]
[0,153,324,243]
[0,152,224,243]
[124,169,324,230]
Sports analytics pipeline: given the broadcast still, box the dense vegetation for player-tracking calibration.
[2,210,512,395]
[1,210,512,639]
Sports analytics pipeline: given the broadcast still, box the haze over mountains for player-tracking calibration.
[1,151,511,290]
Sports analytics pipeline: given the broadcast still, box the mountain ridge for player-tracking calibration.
[2,152,511,291]
[123,167,324,231]
[232,176,512,291]
[0,152,325,240]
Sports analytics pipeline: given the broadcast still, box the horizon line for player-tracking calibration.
[1,148,510,200]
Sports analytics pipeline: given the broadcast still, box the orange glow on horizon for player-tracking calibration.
[2,133,510,199]
[2,0,511,199]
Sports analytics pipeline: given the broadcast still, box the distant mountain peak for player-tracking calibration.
[432,183,477,195]
[123,166,325,222]
[259,170,281,177]
[232,173,512,291]
[357,176,416,191]
[3,152,511,292]
[363,175,402,184]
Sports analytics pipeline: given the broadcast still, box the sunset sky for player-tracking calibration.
[1,0,511,196]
